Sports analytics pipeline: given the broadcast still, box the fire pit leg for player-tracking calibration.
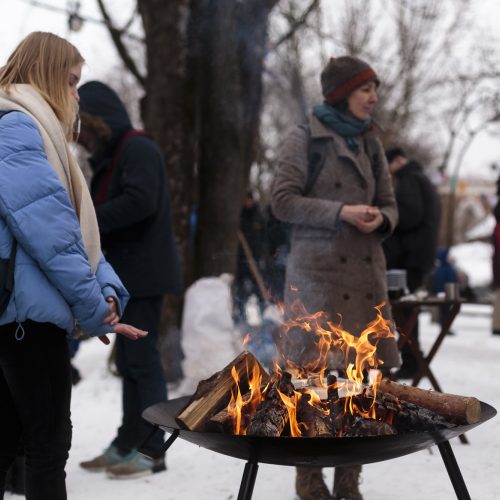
[237,460,259,500]
[437,441,471,500]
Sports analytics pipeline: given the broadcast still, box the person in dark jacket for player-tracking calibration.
[77,81,182,479]
[265,204,291,303]
[234,191,267,321]
[383,147,441,379]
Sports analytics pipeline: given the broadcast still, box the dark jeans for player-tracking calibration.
[113,296,166,457]
[0,321,72,500]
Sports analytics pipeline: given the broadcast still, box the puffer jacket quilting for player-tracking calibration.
[0,110,128,336]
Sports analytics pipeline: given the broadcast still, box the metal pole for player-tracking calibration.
[437,441,471,500]
[237,460,259,500]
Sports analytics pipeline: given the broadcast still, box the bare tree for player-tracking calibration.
[93,0,281,283]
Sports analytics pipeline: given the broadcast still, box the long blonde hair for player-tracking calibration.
[0,31,84,140]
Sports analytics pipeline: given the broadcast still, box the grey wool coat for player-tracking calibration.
[271,114,401,369]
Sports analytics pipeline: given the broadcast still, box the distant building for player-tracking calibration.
[437,177,496,246]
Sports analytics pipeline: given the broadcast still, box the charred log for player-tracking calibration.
[296,391,332,437]
[347,417,396,437]
[205,407,233,434]
[372,392,455,432]
[247,371,295,437]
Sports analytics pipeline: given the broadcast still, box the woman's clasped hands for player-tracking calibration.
[340,204,383,233]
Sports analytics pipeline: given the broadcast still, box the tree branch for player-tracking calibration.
[96,0,146,88]
[270,0,321,50]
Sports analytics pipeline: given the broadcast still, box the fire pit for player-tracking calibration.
[142,395,495,500]
[142,304,496,499]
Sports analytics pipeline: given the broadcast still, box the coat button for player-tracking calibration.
[340,256,347,263]
[343,293,350,300]
[335,181,342,188]
[366,293,374,300]
[364,256,372,263]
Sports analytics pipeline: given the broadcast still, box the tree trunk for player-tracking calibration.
[138,0,277,282]
[138,0,197,283]
[192,0,276,279]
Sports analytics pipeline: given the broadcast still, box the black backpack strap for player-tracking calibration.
[0,110,17,315]
[363,132,381,178]
[299,123,329,196]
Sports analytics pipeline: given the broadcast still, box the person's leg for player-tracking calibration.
[296,467,331,500]
[333,465,362,500]
[0,322,71,500]
[0,360,22,499]
[113,297,166,457]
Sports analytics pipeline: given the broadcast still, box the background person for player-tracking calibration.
[383,147,441,379]
[0,31,146,500]
[272,55,399,500]
[234,191,267,323]
[77,81,182,479]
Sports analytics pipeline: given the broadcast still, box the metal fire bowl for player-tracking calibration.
[143,396,496,467]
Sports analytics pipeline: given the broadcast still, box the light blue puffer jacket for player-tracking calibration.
[0,110,129,337]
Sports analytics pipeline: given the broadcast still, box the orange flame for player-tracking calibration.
[226,300,397,437]
[276,300,394,421]
[227,359,264,435]
[277,389,303,437]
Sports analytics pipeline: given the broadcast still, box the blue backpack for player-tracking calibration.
[0,110,17,315]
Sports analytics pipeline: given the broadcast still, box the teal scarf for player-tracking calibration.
[313,103,370,152]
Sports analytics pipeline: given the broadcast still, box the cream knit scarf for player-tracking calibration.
[0,84,101,272]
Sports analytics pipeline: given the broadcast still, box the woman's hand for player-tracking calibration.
[355,211,384,233]
[340,204,383,233]
[98,324,148,345]
[103,297,119,325]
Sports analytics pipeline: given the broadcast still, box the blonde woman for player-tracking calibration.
[0,32,146,500]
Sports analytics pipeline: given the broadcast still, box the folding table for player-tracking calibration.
[390,297,466,442]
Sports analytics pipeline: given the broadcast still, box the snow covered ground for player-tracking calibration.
[7,303,499,500]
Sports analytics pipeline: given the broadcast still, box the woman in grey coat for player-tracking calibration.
[271,56,400,500]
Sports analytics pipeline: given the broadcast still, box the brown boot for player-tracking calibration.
[333,465,363,500]
[296,466,333,500]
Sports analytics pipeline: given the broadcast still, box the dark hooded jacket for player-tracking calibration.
[383,160,440,291]
[78,81,182,296]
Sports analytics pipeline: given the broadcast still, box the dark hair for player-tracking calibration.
[385,147,407,163]
[332,99,349,114]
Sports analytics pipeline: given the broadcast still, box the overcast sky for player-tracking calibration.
[1,0,500,182]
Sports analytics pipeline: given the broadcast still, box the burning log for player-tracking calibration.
[327,374,342,433]
[206,390,256,434]
[378,379,481,425]
[373,392,454,432]
[247,371,295,437]
[176,351,270,431]
[205,407,232,434]
[348,417,396,437]
[296,391,332,437]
